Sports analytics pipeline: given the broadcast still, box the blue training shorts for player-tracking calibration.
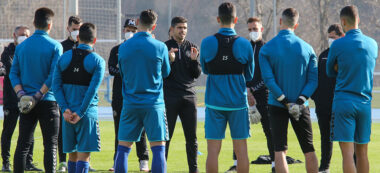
[331,100,371,144]
[118,107,168,142]
[205,107,250,140]
[62,116,101,153]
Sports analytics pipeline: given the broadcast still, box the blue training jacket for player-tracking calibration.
[53,44,105,119]
[326,29,378,103]
[118,32,170,109]
[200,28,254,110]
[10,30,63,101]
[259,29,318,108]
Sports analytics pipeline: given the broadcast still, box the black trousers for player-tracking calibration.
[315,103,333,170]
[13,101,60,173]
[269,105,315,153]
[1,107,34,165]
[112,101,149,162]
[165,96,198,173]
[233,90,274,162]
[58,110,66,163]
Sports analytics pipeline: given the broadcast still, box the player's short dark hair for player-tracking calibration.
[247,17,262,24]
[33,7,55,29]
[281,8,299,27]
[68,16,82,26]
[218,2,236,25]
[171,16,187,27]
[340,5,359,25]
[139,9,158,28]
[79,23,96,43]
[328,24,344,36]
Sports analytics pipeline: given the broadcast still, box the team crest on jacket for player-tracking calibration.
[186,50,191,58]
[128,20,136,26]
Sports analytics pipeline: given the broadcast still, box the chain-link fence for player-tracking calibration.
[0,0,120,60]
[1,0,379,88]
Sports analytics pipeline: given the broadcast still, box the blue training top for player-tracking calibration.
[53,44,105,119]
[259,29,318,108]
[200,28,254,111]
[118,32,170,109]
[10,30,63,101]
[327,29,378,103]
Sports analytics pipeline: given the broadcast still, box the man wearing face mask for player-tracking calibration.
[164,16,201,173]
[108,18,150,172]
[61,16,82,52]
[310,24,344,173]
[226,17,275,173]
[58,15,83,172]
[0,26,43,172]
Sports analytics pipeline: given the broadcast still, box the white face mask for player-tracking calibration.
[70,30,79,42]
[328,38,335,47]
[125,32,134,40]
[16,36,28,45]
[249,31,260,42]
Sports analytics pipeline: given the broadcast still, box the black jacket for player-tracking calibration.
[164,39,201,97]
[108,44,123,105]
[246,40,268,105]
[246,40,266,91]
[0,43,17,109]
[311,48,336,107]
[61,38,78,53]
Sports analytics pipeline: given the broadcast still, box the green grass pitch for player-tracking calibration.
[1,120,380,172]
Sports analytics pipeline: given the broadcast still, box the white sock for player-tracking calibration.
[271,161,275,168]
[140,160,149,170]
[233,160,237,166]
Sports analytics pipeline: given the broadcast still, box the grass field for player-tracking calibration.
[2,120,380,172]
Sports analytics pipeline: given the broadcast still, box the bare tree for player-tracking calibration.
[254,0,281,41]
[310,0,331,53]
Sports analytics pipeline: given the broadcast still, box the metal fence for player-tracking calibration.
[0,0,379,102]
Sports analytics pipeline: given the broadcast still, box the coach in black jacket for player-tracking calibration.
[0,26,42,172]
[311,24,344,173]
[164,16,201,173]
[61,16,82,53]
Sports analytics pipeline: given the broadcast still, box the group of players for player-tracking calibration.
[0,1,378,173]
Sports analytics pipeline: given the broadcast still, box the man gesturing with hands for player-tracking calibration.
[164,16,201,173]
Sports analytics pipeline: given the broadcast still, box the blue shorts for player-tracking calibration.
[205,107,250,140]
[331,100,371,144]
[118,107,168,142]
[62,116,101,153]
